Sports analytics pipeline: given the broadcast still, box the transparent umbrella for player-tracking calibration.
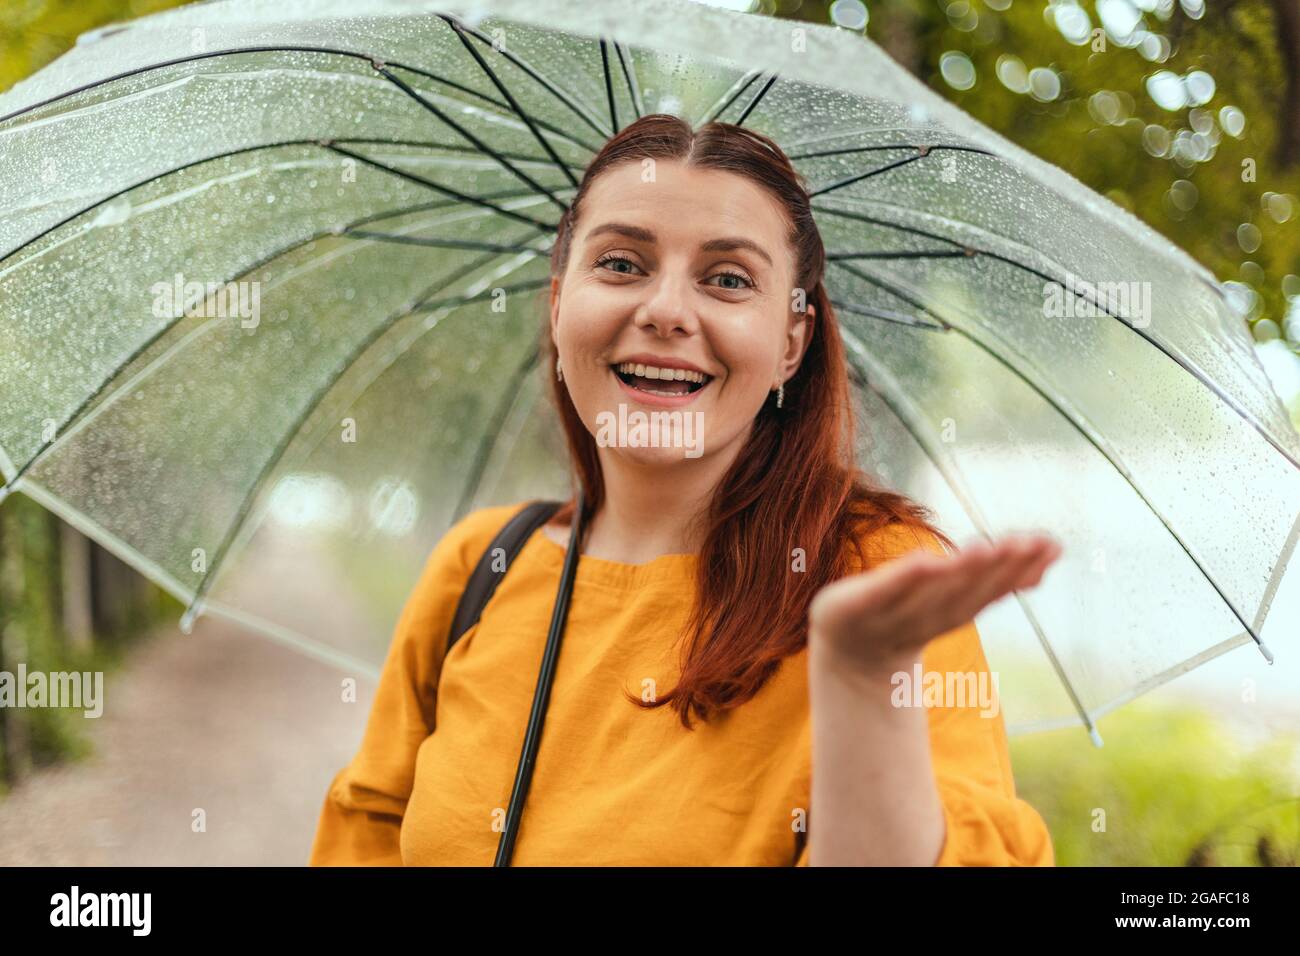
[1,0,1296,742]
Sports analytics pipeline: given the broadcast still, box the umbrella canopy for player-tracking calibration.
[1,0,1296,741]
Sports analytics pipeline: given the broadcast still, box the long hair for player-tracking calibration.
[539,114,953,729]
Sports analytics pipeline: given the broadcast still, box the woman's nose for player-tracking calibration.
[635,269,698,337]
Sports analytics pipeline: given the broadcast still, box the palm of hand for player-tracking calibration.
[808,533,1063,674]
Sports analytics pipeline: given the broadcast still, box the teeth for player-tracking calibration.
[613,361,710,384]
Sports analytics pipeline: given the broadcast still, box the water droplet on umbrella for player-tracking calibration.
[91,196,131,228]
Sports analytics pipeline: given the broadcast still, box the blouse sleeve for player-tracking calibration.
[922,615,1055,866]
[796,522,1055,867]
[308,504,518,866]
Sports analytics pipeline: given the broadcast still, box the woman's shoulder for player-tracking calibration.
[397,500,545,632]
[843,515,953,574]
[430,500,541,575]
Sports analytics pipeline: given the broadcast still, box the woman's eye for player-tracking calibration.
[595,255,642,275]
[707,271,753,291]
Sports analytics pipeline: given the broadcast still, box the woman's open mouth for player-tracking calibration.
[610,362,713,400]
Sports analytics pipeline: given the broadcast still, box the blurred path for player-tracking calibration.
[0,613,375,865]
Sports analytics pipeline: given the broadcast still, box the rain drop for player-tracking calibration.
[91,195,132,228]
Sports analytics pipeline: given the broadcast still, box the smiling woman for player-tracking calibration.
[309,114,1058,867]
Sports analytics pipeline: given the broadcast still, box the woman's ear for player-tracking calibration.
[779,301,815,382]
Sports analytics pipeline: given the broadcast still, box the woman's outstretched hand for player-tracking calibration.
[807,532,1063,675]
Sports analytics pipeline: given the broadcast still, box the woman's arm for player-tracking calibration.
[308,504,518,866]
[807,645,945,866]
[803,526,1060,867]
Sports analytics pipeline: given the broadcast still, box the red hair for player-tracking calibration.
[538,114,953,729]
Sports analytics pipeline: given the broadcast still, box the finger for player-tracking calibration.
[800,548,935,632]
[892,536,1055,640]
[809,548,953,628]
[870,541,1014,639]
[948,536,1060,623]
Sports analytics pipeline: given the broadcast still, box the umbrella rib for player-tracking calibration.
[827,296,948,332]
[441,14,584,189]
[827,250,972,262]
[612,41,644,120]
[391,56,602,156]
[816,202,1300,474]
[435,14,613,141]
[808,149,930,197]
[700,70,764,125]
[0,138,566,267]
[734,73,777,127]
[838,261,1275,661]
[599,40,620,133]
[0,194,554,496]
[340,231,551,255]
[829,260,953,325]
[839,326,1104,746]
[179,246,553,629]
[372,65,570,213]
[451,343,545,524]
[322,142,558,231]
[2,44,532,126]
[0,45,600,164]
[790,143,995,162]
[339,136,586,171]
[410,277,549,314]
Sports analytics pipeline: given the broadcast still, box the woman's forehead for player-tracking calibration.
[579,160,791,244]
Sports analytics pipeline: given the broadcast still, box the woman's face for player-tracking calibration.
[549,158,814,467]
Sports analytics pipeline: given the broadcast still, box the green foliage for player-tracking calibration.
[779,0,1300,424]
[0,0,193,93]
[1011,699,1300,865]
[0,494,179,793]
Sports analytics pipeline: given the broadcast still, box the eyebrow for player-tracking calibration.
[584,221,774,268]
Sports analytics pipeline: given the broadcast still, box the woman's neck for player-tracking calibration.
[575,441,741,564]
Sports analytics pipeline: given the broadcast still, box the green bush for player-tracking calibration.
[1012,700,1300,866]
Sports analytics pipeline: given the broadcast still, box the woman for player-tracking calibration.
[309,114,1061,866]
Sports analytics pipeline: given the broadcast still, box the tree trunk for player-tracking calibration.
[1271,0,1300,169]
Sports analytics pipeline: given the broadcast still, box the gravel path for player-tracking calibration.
[0,613,375,866]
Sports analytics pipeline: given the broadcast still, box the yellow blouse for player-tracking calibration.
[309,501,1054,866]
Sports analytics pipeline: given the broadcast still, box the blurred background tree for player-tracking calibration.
[770,0,1300,425]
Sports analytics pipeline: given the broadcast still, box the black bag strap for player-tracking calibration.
[496,487,587,866]
[446,498,566,655]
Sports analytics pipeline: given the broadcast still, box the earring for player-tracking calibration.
[556,357,563,382]
[776,383,784,409]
